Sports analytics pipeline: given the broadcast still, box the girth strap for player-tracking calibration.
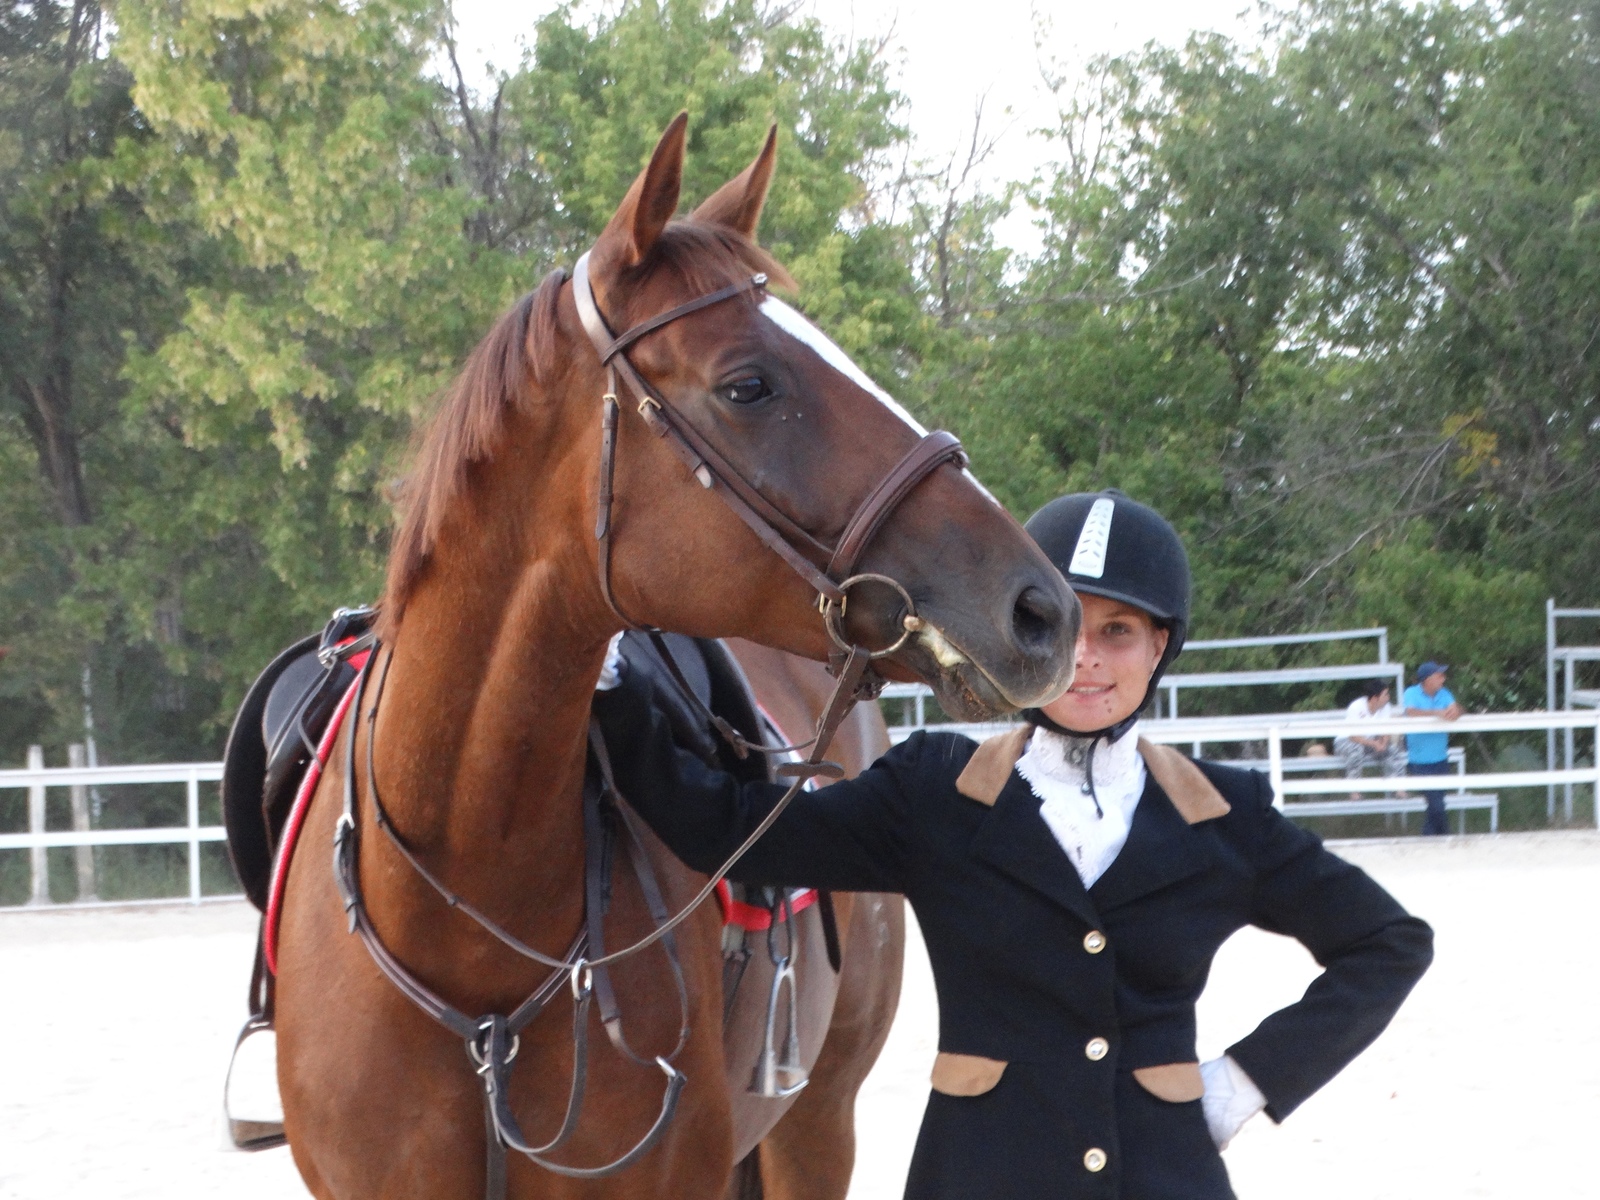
[584,721,692,1067]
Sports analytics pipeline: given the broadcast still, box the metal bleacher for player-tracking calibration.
[1156,627,1403,720]
[1546,599,1600,821]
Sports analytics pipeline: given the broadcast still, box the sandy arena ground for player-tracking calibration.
[2,831,1596,1199]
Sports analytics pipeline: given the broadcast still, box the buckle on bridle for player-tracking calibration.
[467,1022,520,1076]
[569,959,594,1003]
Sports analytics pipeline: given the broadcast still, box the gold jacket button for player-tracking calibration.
[1083,930,1106,954]
[1085,1037,1109,1061]
[1084,1147,1108,1172]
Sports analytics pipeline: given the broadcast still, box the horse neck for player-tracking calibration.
[368,405,614,915]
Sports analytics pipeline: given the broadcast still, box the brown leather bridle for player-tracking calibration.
[327,253,974,1194]
[570,252,967,661]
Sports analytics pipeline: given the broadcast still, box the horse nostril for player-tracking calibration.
[1011,584,1066,658]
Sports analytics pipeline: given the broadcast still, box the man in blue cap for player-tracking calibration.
[1403,662,1462,835]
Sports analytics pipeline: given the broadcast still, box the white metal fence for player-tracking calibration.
[1545,599,1600,820]
[1159,626,1399,719]
[0,756,229,907]
[881,687,1600,830]
[7,699,1598,908]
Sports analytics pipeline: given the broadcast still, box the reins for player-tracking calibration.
[329,246,966,1193]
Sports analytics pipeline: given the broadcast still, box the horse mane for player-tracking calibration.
[380,222,793,632]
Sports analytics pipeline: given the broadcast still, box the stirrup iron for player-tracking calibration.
[749,895,808,1098]
[223,1015,288,1151]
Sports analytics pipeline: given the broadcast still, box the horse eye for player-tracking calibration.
[719,376,773,406]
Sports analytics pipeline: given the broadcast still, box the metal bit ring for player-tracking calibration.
[821,574,920,659]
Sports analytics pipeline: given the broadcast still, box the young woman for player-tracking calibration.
[592,490,1433,1200]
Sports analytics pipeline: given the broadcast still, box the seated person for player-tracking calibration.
[1333,680,1405,797]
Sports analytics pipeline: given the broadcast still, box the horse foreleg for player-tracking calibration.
[754,891,905,1200]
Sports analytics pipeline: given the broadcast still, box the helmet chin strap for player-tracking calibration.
[1020,646,1174,818]
[1019,707,1121,819]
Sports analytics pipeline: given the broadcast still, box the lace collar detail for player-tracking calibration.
[1019,723,1142,796]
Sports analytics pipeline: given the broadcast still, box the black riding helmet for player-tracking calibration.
[1022,489,1191,741]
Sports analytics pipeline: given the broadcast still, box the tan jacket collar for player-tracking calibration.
[955,726,1230,825]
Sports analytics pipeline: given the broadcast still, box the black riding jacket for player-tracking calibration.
[591,669,1433,1200]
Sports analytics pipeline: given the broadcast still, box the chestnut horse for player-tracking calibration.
[274,114,1075,1199]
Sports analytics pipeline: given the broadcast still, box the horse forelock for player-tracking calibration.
[629,221,796,304]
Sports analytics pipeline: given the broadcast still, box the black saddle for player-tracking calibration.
[616,631,774,786]
[220,616,768,912]
[221,607,377,911]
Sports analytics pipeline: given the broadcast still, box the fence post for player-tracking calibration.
[1565,657,1577,822]
[68,744,97,901]
[187,768,202,904]
[1548,598,1557,819]
[1268,726,1284,809]
[27,745,49,905]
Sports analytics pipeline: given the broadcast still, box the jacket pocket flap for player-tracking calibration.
[1133,1062,1204,1102]
[931,1052,1008,1096]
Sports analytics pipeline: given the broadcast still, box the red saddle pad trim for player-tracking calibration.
[263,648,369,974]
[717,700,819,929]
[715,878,818,931]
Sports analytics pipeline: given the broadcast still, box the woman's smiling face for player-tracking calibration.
[1039,592,1169,734]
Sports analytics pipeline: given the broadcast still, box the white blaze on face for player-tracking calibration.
[758,296,1006,511]
[759,296,928,435]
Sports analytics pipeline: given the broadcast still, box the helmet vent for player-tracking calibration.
[1067,497,1115,580]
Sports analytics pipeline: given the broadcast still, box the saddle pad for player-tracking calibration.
[263,651,369,973]
[715,879,818,931]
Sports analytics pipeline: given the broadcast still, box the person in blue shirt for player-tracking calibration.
[1402,662,1462,835]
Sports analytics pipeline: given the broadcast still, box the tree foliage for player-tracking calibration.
[0,0,905,760]
[5,0,1600,762]
[917,0,1600,708]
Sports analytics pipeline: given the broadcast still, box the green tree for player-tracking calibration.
[91,0,909,740]
[0,0,207,762]
[955,1,1598,706]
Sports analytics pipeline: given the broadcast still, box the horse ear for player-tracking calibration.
[691,125,778,239]
[596,112,688,270]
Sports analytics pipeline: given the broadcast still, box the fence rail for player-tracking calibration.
[1186,626,1389,657]
[881,692,1600,829]
[0,760,227,907]
[8,704,1600,908]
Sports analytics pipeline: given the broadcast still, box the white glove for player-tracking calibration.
[595,631,626,691]
[1200,1055,1266,1151]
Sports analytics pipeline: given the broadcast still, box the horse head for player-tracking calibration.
[574,114,1077,719]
